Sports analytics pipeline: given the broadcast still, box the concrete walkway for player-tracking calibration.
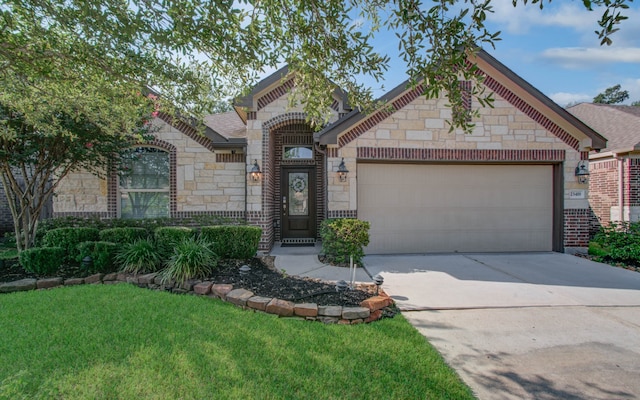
[364,252,640,400]
[269,242,371,283]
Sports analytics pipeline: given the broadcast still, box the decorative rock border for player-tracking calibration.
[0,273,394,324]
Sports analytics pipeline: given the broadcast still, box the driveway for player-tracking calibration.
[364,252,640,400]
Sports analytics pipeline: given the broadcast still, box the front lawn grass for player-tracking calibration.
[0,285,475,399]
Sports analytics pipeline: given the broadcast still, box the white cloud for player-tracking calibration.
[541,47,640,68]
[486,3,595,35]
[549,92,592,107]
[487,3,640,46]
[622,78,640,103]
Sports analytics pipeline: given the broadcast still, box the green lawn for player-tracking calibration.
[0,285,475,399]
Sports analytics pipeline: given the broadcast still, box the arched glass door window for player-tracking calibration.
[118,147,169,219]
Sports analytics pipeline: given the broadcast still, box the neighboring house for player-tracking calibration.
[52,49,606,254]
[567,103,640,233]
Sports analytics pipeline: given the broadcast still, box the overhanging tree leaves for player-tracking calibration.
[1,0,632,131]
[0,0,633,249]
[0,103,154,251]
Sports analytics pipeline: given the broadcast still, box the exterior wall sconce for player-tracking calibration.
[250,159,262,182]
[575,160,590,184]
[337,158,349,182]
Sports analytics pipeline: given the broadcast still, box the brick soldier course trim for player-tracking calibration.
[357,148,566,162]
[257,79,296,110]
[156,112,216,152]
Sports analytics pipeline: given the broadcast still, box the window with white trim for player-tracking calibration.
[118,147,169,219]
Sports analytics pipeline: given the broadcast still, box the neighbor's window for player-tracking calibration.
[283,146,313,159]
[118,147,169,219]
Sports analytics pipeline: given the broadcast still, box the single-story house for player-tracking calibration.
[49,49,606,254]
[567,103,640,233]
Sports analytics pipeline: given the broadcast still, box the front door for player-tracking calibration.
[281,167,316,239]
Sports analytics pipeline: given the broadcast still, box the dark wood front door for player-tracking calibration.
[281,167,316,239]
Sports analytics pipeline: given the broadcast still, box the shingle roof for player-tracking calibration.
[204,111,246,139]
[567,103,640,153]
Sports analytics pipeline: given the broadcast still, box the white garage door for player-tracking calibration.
[358,163,553,254]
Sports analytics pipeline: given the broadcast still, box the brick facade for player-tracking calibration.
[589,157,640,234]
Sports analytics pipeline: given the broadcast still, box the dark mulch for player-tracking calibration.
[1,257,376,307]
[206,258,375,306]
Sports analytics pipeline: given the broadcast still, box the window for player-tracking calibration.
[118,147,169,219]
[283,146,313,159]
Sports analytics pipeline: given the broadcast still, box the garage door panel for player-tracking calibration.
[358,164,553,254]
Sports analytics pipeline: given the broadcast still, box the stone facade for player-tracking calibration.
[53,118,246,220]
[43,52,605,253]
[325,93,588,214]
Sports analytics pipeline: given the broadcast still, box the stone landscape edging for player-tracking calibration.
[0,273,394,324]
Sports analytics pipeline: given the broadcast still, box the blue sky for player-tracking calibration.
[366,2,640,106]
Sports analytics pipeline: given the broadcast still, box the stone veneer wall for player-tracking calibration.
[246,94,342,250]
[325,92,590,248]
[53,118,246,219]
[0,183,13,234]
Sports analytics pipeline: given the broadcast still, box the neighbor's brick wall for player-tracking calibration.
[588,159,618,234]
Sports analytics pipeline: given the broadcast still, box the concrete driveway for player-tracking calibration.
[364,252,640,400]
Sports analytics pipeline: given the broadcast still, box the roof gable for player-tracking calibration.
[316,49,606,152]
[234,65,351,121]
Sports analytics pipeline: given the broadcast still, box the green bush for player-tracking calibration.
[320,218,370,265]
[159,237,218,284]
[154,226,194,259]
[591,222,640,265]
[36,215,243,244]
[199,226,262,259]
[116,239,162,274]
[42,227,100,262]
[76,241,119,274]
[19,247,65,275]
[99,227,149,245]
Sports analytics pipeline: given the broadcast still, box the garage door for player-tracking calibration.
[358,163,553,254]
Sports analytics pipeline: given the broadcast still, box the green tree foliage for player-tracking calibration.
[0,104,153,251]
[593,84,630,104]
[632,101,640,107]
[0,0,632,250]
[1,0,632,131]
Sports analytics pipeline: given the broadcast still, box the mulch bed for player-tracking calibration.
[1,257,376,307]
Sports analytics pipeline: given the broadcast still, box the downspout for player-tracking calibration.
[243,146,248,224]
[618,157,625,223]
[314,142,327,237]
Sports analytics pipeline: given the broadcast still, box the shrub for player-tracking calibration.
[116,239,162,274]
[19,247,65,275]
[320,218,370,265]
[159,237,218,284]
[76,241,119,274]
[99,227,149,245]
[199,226,262,259]
[154,226,194,259]
[42,227,100,262]
[591,222,640,265]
